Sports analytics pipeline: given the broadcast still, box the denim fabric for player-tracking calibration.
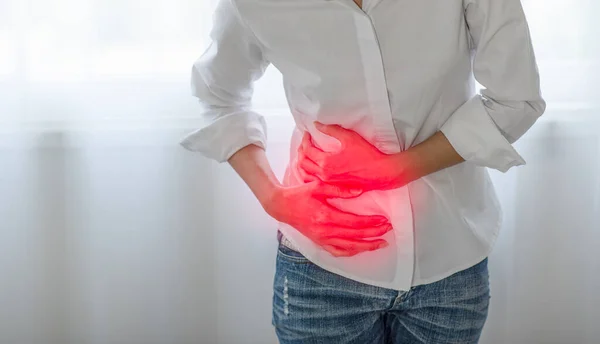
[272,241,490,344]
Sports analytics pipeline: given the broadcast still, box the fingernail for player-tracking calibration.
[350,189,362,195]
[378,242,389,249]
[314,121,323,127]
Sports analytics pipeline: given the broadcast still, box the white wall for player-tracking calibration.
[0,128,217,344]
[1,110,599,344]
[1,0,599,342]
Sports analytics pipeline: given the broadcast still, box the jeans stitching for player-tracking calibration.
[277,247,311,263]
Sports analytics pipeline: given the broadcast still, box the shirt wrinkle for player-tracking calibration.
[182,0,545,290]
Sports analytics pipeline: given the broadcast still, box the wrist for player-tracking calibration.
[389,149,424,187]
[258,183,285,218]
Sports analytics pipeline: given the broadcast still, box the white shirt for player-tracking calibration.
[181,0,545,290]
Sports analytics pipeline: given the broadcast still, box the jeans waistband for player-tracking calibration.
[277,230,300,252]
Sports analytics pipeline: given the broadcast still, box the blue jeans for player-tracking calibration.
[272,240,490,344]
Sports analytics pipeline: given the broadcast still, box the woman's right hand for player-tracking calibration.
[263,181,392,257]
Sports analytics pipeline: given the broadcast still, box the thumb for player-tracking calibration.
[311,182,363,199]
[314,122,349,141]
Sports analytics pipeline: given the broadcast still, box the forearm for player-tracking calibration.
[228,144,282,212]
[392,131,465,185]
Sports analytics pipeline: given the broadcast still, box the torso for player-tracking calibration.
[229,0,503,290]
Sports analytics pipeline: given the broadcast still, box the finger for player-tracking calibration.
[311,182,363,199]
[313,122,353,143]
[321,244,348,257]
[321,204,388,227]
[321,223,393,239]
[326,238,388,256]
[297,146,320,182]
[322,244,352,257]
[302,132,328,163]
[300,157,323,178]
[298,161,319,182]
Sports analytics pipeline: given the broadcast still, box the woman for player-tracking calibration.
[181,0,544,342]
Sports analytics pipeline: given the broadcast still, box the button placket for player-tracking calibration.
[348,9,415,289]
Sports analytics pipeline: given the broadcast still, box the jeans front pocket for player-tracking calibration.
[277,241,311,264]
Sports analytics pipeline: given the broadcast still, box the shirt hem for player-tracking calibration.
[412,220,500,287]
[277,225,412,291]
[277,220,499,291]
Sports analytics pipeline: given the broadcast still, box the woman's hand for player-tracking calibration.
[263,181,392,257]
[298,122,415,192]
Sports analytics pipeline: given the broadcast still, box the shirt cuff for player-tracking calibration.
[440,95,525,172]
[179,110,267,163]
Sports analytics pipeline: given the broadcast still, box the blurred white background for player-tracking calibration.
[0,0,599,343]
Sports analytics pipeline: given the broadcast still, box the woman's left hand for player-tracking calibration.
[298,122,413,192]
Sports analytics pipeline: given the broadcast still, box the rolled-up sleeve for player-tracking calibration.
[180,0,270,162]
[440,0,546,172]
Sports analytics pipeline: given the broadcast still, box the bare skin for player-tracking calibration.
[227,0,465,259]
[228,143,392,257]
[298,123,465,192]
[228,125,464,257]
